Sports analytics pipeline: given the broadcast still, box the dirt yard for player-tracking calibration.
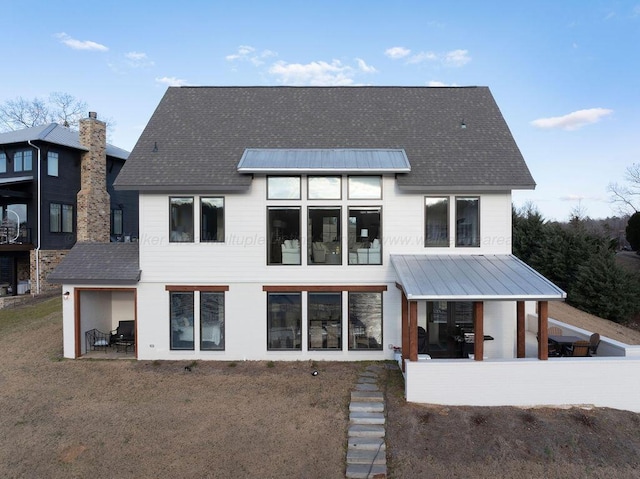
[1,297,640,478]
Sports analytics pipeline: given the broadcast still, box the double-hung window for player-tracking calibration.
[48,152,59,177]
[14,151,32,172]
[0,153,6,173]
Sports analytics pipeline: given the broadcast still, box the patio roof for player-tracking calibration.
[48,242,140,285]
[391,254,566,301]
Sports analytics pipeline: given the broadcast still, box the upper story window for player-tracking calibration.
[268,176,300,199]
[308,176,341,199]
[348,207,381,264]
[14,150,32,172]
[47,152,59,177]
[309,207,341,265]
[201,197,224,242]
[50,203,74,233]
[111,209,123,236]
[348,176,382,199]
[455,197,480,247]
[268,207,300,265]
[0,153,6,173]
[170,197,194,242]
[425,197,449,247]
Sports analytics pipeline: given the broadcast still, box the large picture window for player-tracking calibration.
[267,292,302,350]
[348,207,381,264]
[308,207,341,265]
[455,197,480,247]
[170,197,194,242]
[201,292,224,350]
[201,197,224,242]
[425,197,449,247]
[268,207,300,265]
[308,292,342,350]
[170,292,194,350]
[348,292,382,350]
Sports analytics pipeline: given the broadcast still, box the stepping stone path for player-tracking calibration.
[345,365,387,478]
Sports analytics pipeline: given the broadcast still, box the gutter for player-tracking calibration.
[27,140,41,295]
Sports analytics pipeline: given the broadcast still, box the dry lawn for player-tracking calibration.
[2,297,640,479]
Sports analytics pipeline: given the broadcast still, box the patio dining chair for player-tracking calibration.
[567,340,591,357]
[548,326,563,336]
[589,333,601,355]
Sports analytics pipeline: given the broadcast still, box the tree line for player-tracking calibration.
[513,204,640,324]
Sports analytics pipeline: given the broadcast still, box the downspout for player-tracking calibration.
[27,140,41,295]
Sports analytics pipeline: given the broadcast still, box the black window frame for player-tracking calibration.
[200,196,225,242]
[169,196,194,243]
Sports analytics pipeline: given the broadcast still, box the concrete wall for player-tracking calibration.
[405,357,640,413]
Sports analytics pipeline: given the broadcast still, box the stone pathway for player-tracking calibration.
[345,364,387,478]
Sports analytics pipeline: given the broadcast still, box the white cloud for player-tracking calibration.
[226,45,277,66]
[356,58,377,73]
[155,76,189,87]
[388,46,470,67]
[384,46,411,59]
[54,32,108,51]
[125,51,154,68]
[268,60,357,86]
[531,108,613,131]
[443,49,471,67]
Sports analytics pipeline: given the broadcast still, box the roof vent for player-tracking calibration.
[88,111,97,119]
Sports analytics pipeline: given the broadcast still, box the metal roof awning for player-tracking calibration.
[237,148,411,173]
[391,254,566,301]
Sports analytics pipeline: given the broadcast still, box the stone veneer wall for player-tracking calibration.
[76,113,110,243]
[30,250,66,294]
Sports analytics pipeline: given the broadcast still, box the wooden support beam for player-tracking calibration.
[473,302,484,361]
[409,300,418,362]
[401,291,409,372]
[516,301,526,358]
[537,300,549,360]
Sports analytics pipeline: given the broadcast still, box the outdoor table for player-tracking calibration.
[548,335,582,356]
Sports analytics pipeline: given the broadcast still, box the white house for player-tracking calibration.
[51,87,640,412]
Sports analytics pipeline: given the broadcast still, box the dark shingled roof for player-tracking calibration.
[48,243,140,284]
[114,86,535,192]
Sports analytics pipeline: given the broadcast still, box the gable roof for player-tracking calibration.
[114,86,535,192]
[0,123,129,160]
[47,242,140,285]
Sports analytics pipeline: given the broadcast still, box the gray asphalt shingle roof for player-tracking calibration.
[114,86,535,192]
[48,243,140,284]
[0,123,129,160]
[391,254,566,301]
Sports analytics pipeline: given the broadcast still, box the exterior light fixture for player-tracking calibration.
[63,291,70,300]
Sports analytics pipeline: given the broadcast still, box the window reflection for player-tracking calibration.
[268,177,301,199]
[348,176,381,199]
[308,176,341,199]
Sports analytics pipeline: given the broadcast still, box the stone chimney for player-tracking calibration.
[76,112,110,242]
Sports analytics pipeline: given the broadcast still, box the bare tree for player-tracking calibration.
[48,92,88,128]
[608,163,640,215]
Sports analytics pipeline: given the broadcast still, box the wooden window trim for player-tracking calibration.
[262,285,387,293]
[165,285,229,292]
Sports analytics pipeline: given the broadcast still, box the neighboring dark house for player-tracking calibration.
[0,113,138,296]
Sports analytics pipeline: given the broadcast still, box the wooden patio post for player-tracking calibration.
[401,291,409,372]
[537,300,549,360]
[516,301,526,358]
[409,300,418,362]
[473,301,484,361]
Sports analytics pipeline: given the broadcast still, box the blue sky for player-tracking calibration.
[4,1,639,221]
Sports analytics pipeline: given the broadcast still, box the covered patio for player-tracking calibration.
[390,254,640,413]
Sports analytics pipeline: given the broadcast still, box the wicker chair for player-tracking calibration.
[567,340,591,357]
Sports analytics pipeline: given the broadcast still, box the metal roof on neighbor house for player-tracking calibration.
[0,123,129,160]
[391,254,566,301]
[115,86,535,192]
[48,242,140,285]
[237,148,411,173]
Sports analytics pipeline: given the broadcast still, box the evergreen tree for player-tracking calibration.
[625,212,640,250]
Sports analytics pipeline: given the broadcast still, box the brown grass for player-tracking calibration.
[2,298,640,478]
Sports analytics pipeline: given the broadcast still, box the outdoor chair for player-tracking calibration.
[589,333,601,355]
[548,326,563,336]
[85,329,110,352]
[567,340,591,357]
[110,320,135,345]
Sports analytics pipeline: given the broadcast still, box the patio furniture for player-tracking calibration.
[548,335,582,356]
[110,320,135,346]
[85,329,110,352]
[548,326,563,336]
[567,340,591,357]
[589,333,601,355]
